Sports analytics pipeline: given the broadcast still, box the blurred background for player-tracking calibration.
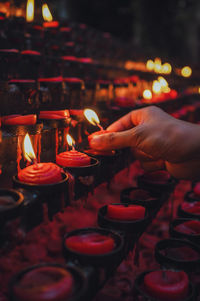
[3,0,200,65]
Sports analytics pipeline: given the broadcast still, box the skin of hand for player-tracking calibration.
[89,106,200,180]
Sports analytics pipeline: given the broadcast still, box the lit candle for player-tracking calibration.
[107,204,145,221]
[65,232,115,255]
[143,270,189,301]
[13,266,74,301]
[42,3,59,28]
[56,134,91,167]
[18,134,62,184]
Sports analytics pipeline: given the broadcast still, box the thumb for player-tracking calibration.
[89,128,137,150]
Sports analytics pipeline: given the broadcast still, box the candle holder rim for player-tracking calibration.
[178,203,200,220]
[134,269,195,301]
[59,156,100,170]
[0,188,24,211]
[170,218,200,238]
[9,262,88,301]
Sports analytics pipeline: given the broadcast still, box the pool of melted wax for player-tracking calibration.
[0,162,196,301]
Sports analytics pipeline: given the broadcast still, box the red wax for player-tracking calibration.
[62,56,78,61]
[65,233,115,255]
[2,114,37,126]
[107,204,145,221]
[84,148,115,156]
[144,270,189,301]
[39,110,69,120]
[56,150,91,167]
[175,220,200,235]
[18,163,62,185]
[88,130,108,148]
[129,189,151,201]
[181,202,200,215]
[193,183,200,197]
[21,50,41,56]
[13,266,74,301]
[38,77,63,83]
[142,170,171,185]
[43,21,59,28]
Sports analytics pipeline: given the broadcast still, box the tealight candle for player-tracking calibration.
[12,266,74,301]
[143,270,189,301]
[175,220,200,235]
[180,202,200,216]
[56,134,91,167]
[65,232,115,255]
[107,204,145,221]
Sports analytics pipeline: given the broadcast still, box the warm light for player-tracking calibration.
[42,3,53,22]
[198,87,200,94]
[66,134,75,148]
[84,109,100,126]
[26,0,34,22]
[152,80,161,94]
[154,58,162,73]
[158,76,168,88]
[181,66,192,78]
[24,133,36,162]
[146,60,154,71]
[162,63,172,74]
[143,90,152,100]
[162,86,171,93]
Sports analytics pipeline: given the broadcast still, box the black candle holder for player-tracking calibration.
[13,172,69,220]
[137,170,176,196]
[120,186,158,209]
[134,269,195,301]
[0,188,24,227]
[170,218,200,245]
[177,202,200,220]
[184,190,200,203]
[63,78,85,109]
[0,49,20,80]
[155,238,200,272]
[2,122,43,137]
[59,156,99,200]
[63,227,124,266]
[20,51,42,79]
[10,263,88,301]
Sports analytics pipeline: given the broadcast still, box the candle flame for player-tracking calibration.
[162,63,172,74]
[26,0,34,22]
[24,133,36,162]
[146,60,154,71]
[158,76,168,88]
[66,134,75,148]
[143,89,152,100]
[181,66,192,78]
[84,109,100,126]
[42,3,53,22]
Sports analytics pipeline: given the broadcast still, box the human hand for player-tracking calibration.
[89,106,200,180]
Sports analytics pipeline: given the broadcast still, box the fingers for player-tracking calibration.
[89,128,136,150]
[133,149,154,162]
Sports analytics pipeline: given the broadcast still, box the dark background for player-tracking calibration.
[12,0,200,64]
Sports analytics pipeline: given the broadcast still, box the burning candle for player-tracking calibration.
[42,3,59,28]
[26,0,34,23]
[143,270,189,301]
[2,114,37,125]
[18,134,62,184]
[56,134,91,167]
[12,265,74,301]
[65,232,115,255]
[107,204,145,221]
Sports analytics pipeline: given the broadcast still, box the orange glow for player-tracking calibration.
[158,76,168,87]
[26,0,34,22]
[143,90,152,100]
[154,58,162,73]
[23,133,36,162]
[66,134,75,148]
[84,109,100,126]
[152,80,161,94]
[181,66,192,78]
[146,60,154,71]
[42,3,53,22]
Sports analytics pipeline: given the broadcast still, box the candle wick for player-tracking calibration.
[97,123,104,131]
[72,144,75,151]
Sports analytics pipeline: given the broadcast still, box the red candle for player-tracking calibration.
[163,246,200,261]
[13,266,73,301]
[143,270,189,301]
[65,233,115,255]
[56,150,91,167]
[175,220,200,235]
[181,202,200,215]
[39,110,70,120]
[2,114,37,125]
[107,204,145,221]
[43,21,59,28]
[18,163,62,185]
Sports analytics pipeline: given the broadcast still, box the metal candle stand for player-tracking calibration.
[13,172,69,221]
